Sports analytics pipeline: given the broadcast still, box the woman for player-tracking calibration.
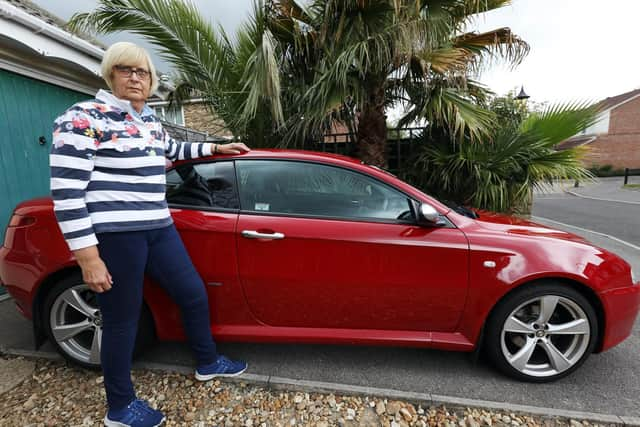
[50,42,249,427]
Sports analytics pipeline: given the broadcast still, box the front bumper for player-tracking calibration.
[599,283,640,351]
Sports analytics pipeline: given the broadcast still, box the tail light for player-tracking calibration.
[8,215,35,227]
[3,213,36,248]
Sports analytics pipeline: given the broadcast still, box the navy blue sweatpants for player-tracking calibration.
[96,224,217,410]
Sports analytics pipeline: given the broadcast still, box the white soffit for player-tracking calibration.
[0,0,103,75]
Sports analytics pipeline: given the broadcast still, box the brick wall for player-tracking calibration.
[609,95,640,135]
[182,102,233,138]
[582,96,640,169]
[583,134,640,169]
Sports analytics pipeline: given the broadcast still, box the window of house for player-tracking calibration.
[153,104,185,126]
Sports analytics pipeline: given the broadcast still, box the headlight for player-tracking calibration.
[632,268,638,284]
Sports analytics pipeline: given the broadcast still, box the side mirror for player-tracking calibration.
[410,201,443,226]
[419,203,440,223]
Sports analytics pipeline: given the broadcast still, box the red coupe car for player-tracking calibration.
[1,150,638,382]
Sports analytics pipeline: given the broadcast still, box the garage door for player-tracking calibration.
[0,69,88,245]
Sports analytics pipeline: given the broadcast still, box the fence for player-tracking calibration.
[623,168,640,185]
[163,121,230,143]
[162,122,427,178]
[305,127,426,178]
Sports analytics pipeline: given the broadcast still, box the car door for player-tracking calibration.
[165,160,251,326]
[235,159,469,332]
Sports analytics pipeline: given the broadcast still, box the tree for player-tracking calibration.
[70,0,529,164]
[269,0,529,167]
[407,101,599,213]
[488,90,532,133]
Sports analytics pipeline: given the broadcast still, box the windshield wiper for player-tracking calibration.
[442,200,479,219]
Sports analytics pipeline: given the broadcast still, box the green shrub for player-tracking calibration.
[405,101,598,214]
[588,164,626,177]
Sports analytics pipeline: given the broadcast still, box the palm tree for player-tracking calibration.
[408,101,599,213]
[269,0,530,166]
[70,0,528,163]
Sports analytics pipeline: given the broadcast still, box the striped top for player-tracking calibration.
[50,90,213,251]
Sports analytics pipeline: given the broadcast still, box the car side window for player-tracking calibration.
[236,160,411,221]
[166,161,239,210]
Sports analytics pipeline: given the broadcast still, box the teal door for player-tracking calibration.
[0,69,89,243]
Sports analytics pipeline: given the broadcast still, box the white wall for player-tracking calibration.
[581,111,610,135]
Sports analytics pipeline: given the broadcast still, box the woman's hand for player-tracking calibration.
[213,142,251,155]
[73,246,113,293]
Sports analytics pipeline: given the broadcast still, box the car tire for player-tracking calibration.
[43,272,155,370]
[484,282,598,382]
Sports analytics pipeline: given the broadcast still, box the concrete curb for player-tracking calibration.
[3,348,638,426]
[564,190,640,205]
[1,347,62,361]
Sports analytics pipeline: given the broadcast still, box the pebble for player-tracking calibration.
[399,407,413,421]
[346,407,356,419]
[386,401,402,415]
[0,357,617,427]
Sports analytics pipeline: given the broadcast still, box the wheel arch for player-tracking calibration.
[32,266,82,349]
[478,277,605,353]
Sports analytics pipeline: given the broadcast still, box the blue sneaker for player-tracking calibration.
[195,355,248,381]
[104,399,165,427]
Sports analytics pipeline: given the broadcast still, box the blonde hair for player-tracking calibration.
[101,42,158,94]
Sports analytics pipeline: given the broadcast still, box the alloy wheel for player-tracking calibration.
[49,284,102,365]
[500,295,591,378]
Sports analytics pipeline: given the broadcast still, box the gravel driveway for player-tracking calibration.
[0,356,620,427]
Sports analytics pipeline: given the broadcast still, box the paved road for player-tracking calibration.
[533,194,640,247]
[2,189,639,418]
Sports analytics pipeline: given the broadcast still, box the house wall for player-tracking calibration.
[183,103,233,138]
[583,135,640,169]
[582,96,640,169]
[608,95,640,134]
[581,111,609,135]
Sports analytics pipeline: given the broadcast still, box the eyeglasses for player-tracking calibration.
[114,65,151,81]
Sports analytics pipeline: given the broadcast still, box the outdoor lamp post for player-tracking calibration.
[516,86,530,100]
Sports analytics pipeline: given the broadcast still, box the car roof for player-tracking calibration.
[203,148,362,165]
[172,148,379,175]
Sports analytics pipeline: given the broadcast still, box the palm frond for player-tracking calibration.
[521,101,602,145]
[69,0,284,135]
[238,2,284,127]
[70,0,228,87]
[409,100,596,212]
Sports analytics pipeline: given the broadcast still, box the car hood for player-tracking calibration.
[467,210,589,244]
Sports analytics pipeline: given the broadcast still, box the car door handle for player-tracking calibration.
[241,230,285,240]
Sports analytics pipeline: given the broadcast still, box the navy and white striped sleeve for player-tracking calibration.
[50,108,99,251]
[162,127,212,161]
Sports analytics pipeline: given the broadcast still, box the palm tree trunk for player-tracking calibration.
[356,80,387,168]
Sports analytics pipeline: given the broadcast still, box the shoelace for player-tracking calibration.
[217,356,236,371]
[124,402,145,422]
[129,400,157,420]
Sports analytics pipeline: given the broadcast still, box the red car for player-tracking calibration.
[1,150,638,382]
